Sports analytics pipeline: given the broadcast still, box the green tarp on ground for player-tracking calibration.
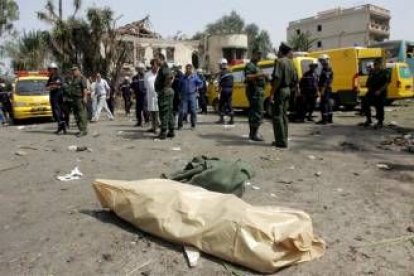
[162,156,255,197]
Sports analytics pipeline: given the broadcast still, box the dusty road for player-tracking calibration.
[0,101,413,275]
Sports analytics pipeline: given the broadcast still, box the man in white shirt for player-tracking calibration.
[144,59,160,133]
[92,73,114,122]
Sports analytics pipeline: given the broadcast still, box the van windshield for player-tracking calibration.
[359,58,378,76]
[399,66,412,79]
[15,80,48,96]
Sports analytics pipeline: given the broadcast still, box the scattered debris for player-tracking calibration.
[68,145,92,152]
[376,164,391,170]
[308,155,317,160]
[117,131,125,136]
[17,145,39,151]
[289,165,295,170]
[92,132,100,138]
[354,235,414,248]
[17,126,25,130]
[251,185,261,190]
[407,226,414,233]
[101,253,113,262]
[170,147,181,151]
[388,121,399,127]
[279,179,293,185]
[340,141,363,151]
[223,124,235,129]
[15,150,27,156]
[184,246,200,267]
[315,171,322,177]
[384,108,395,112]
[310,130,321,136]
[126,260,151,276]
[244,181,251,186]
[270,193,277,198]
[57,167,83,181]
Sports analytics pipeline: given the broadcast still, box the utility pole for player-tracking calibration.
[59,0,63,20]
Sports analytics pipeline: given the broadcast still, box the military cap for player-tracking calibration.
[279,42,292,55]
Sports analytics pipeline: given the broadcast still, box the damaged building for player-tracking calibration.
[116,17,248,73]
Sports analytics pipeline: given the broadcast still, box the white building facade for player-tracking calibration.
[287,4,391,51]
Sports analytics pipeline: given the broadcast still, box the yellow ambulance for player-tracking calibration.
[208,56,317,116]
[11,71,52,121]
[385,62,414,102]
[308,47,384,109]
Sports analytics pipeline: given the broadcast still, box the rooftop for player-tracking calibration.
[289,4,390,26]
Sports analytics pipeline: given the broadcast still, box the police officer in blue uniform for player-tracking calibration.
[317,54,334,125]
[299,61,319,122]
[46,62,66,134]
[216,58,234,125]
[131,64,149,127]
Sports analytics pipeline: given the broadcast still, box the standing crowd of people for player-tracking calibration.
[37,40,391,148]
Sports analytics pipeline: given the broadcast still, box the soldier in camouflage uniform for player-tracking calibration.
[244,49,267,141]
[271,43,298,148]
[64,66,88,137]
[154,54,175,140]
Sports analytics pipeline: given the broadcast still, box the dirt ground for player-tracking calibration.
[0,100,413,276]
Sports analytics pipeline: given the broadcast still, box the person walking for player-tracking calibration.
[145,59,160,133]
[92,73,114,122]
[196,68,208,114]
[154,54,175,140]
[178,64,203,130]
[172,63,184,126]
[299,61,319,122]
[131,63,149,127]
[120,76,132,116]
[244,49,267,141]
[361,58,390,129]
[66,66,88,137]
[317,54,334,125]
[270,43,298,149]
[46,62,66,134]
[216,58,234,124]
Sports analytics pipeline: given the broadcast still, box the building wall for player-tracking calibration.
[287,5,390,51]
[206,34,248,73]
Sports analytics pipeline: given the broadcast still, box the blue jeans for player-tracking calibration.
[0,107,5,123]
[178,95,197,127]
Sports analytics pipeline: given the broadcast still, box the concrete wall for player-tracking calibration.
[287,4,390,51]
[206,34,248,73]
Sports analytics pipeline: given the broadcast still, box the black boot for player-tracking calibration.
[157,131,167,140]
[327,115,333,124]
[228,115,234,125]
[250,127,264,142]
[216,115,224,124]
[167,130,175,138]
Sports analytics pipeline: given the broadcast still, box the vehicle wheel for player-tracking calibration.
[264,98,273,117]
[212,98,219,114]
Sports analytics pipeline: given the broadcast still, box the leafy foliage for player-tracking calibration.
[288,31,318,52]
[0,0,19,37]
[195,11,273,57]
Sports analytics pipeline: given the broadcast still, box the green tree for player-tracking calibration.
[288,32,318,52]
[195,11,273,57]
[206,11,245,35]
[0,0,19,37]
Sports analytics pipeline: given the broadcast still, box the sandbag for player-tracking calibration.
[162,155,254,197]
[93,179,325,273]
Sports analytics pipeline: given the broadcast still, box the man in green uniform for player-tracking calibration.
[244,49,267,141]
[270,43,298,148]
[66,66,88,137]
[154,54,175,140]
[361,58,390,129]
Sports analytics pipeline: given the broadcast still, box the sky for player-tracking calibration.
[13,0,413,45]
